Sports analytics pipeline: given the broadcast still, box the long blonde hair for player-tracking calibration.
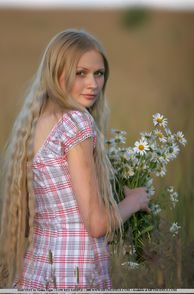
[0,28,122,286]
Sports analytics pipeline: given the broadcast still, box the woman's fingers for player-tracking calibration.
[138,187,150,213]
[124,186,151,213]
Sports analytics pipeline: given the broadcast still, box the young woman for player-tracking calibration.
[0,29,150,289]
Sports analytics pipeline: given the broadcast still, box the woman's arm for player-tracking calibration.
[67,138,150,238]
[67,137,108,238]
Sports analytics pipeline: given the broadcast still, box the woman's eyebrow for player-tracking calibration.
[77,66,105,71]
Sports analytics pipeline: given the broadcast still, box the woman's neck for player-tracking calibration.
[41,98,63,117]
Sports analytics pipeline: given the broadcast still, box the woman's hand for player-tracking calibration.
[118,186,150,223]
[124,186,151,214]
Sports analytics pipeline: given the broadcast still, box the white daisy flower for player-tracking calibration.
[167,186,174,193]
[165,151,174,162]
[146,178,153,187]
[134,139,149,155]
[111,129,127,136]
[153,113,168,128]
[170,191,179,208]
[140,131,152,139]
[146,185,155,197]
[151,152,167,166]
[170,222,181,236]
[106,138,116,146]
[149,140,157,149]
[114,134,126,144]
[154,129,167,143]
[168,143,180,159]
[165,127,171,134]
[128,261,140,269]
[167,135,175,144]
[167,187,179,207]
[150,151,160,163]
[121,261,139,269]
[151,203,162,215]
[122,147,134,160]
[130,157,139,167]
[164,128,175,143]
[155,166,167,177]
[176,131,187,146]
[163,152,172,163]
[122,164,134,179]
[158,156,168,164]
[108,146,118,157]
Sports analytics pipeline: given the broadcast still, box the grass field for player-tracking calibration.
[0,7,194,288]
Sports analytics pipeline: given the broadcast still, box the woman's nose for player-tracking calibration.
[86,75,98,89]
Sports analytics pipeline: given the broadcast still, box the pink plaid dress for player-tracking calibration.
[16,110,112,289]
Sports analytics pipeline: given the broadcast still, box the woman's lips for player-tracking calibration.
[82,94,96,100]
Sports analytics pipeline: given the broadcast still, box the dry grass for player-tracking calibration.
[110,204,194,288]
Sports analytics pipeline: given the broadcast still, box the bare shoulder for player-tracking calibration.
[33,112,63,156]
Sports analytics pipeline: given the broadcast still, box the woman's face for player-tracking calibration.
[60,50,105,108]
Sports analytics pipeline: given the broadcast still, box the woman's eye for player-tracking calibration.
[95,71,105,77]
[76,70,105,77]
[76,71,85,76]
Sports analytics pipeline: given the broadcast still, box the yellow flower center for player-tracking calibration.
[157,118,162,123]
[139,144,145,150]
[158,133,163,138]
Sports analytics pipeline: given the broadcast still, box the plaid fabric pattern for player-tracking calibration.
[16,111,112,289]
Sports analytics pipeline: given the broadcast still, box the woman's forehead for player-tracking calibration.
[77,50,105,69]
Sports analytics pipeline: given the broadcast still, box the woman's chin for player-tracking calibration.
[79,100,96,109]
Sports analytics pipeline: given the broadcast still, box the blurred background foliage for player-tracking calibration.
[121,6,151,29]
[0,6,194,288]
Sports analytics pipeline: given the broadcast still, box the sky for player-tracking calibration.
[0,0,194,10]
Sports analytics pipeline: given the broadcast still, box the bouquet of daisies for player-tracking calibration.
[106,113,186,261]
